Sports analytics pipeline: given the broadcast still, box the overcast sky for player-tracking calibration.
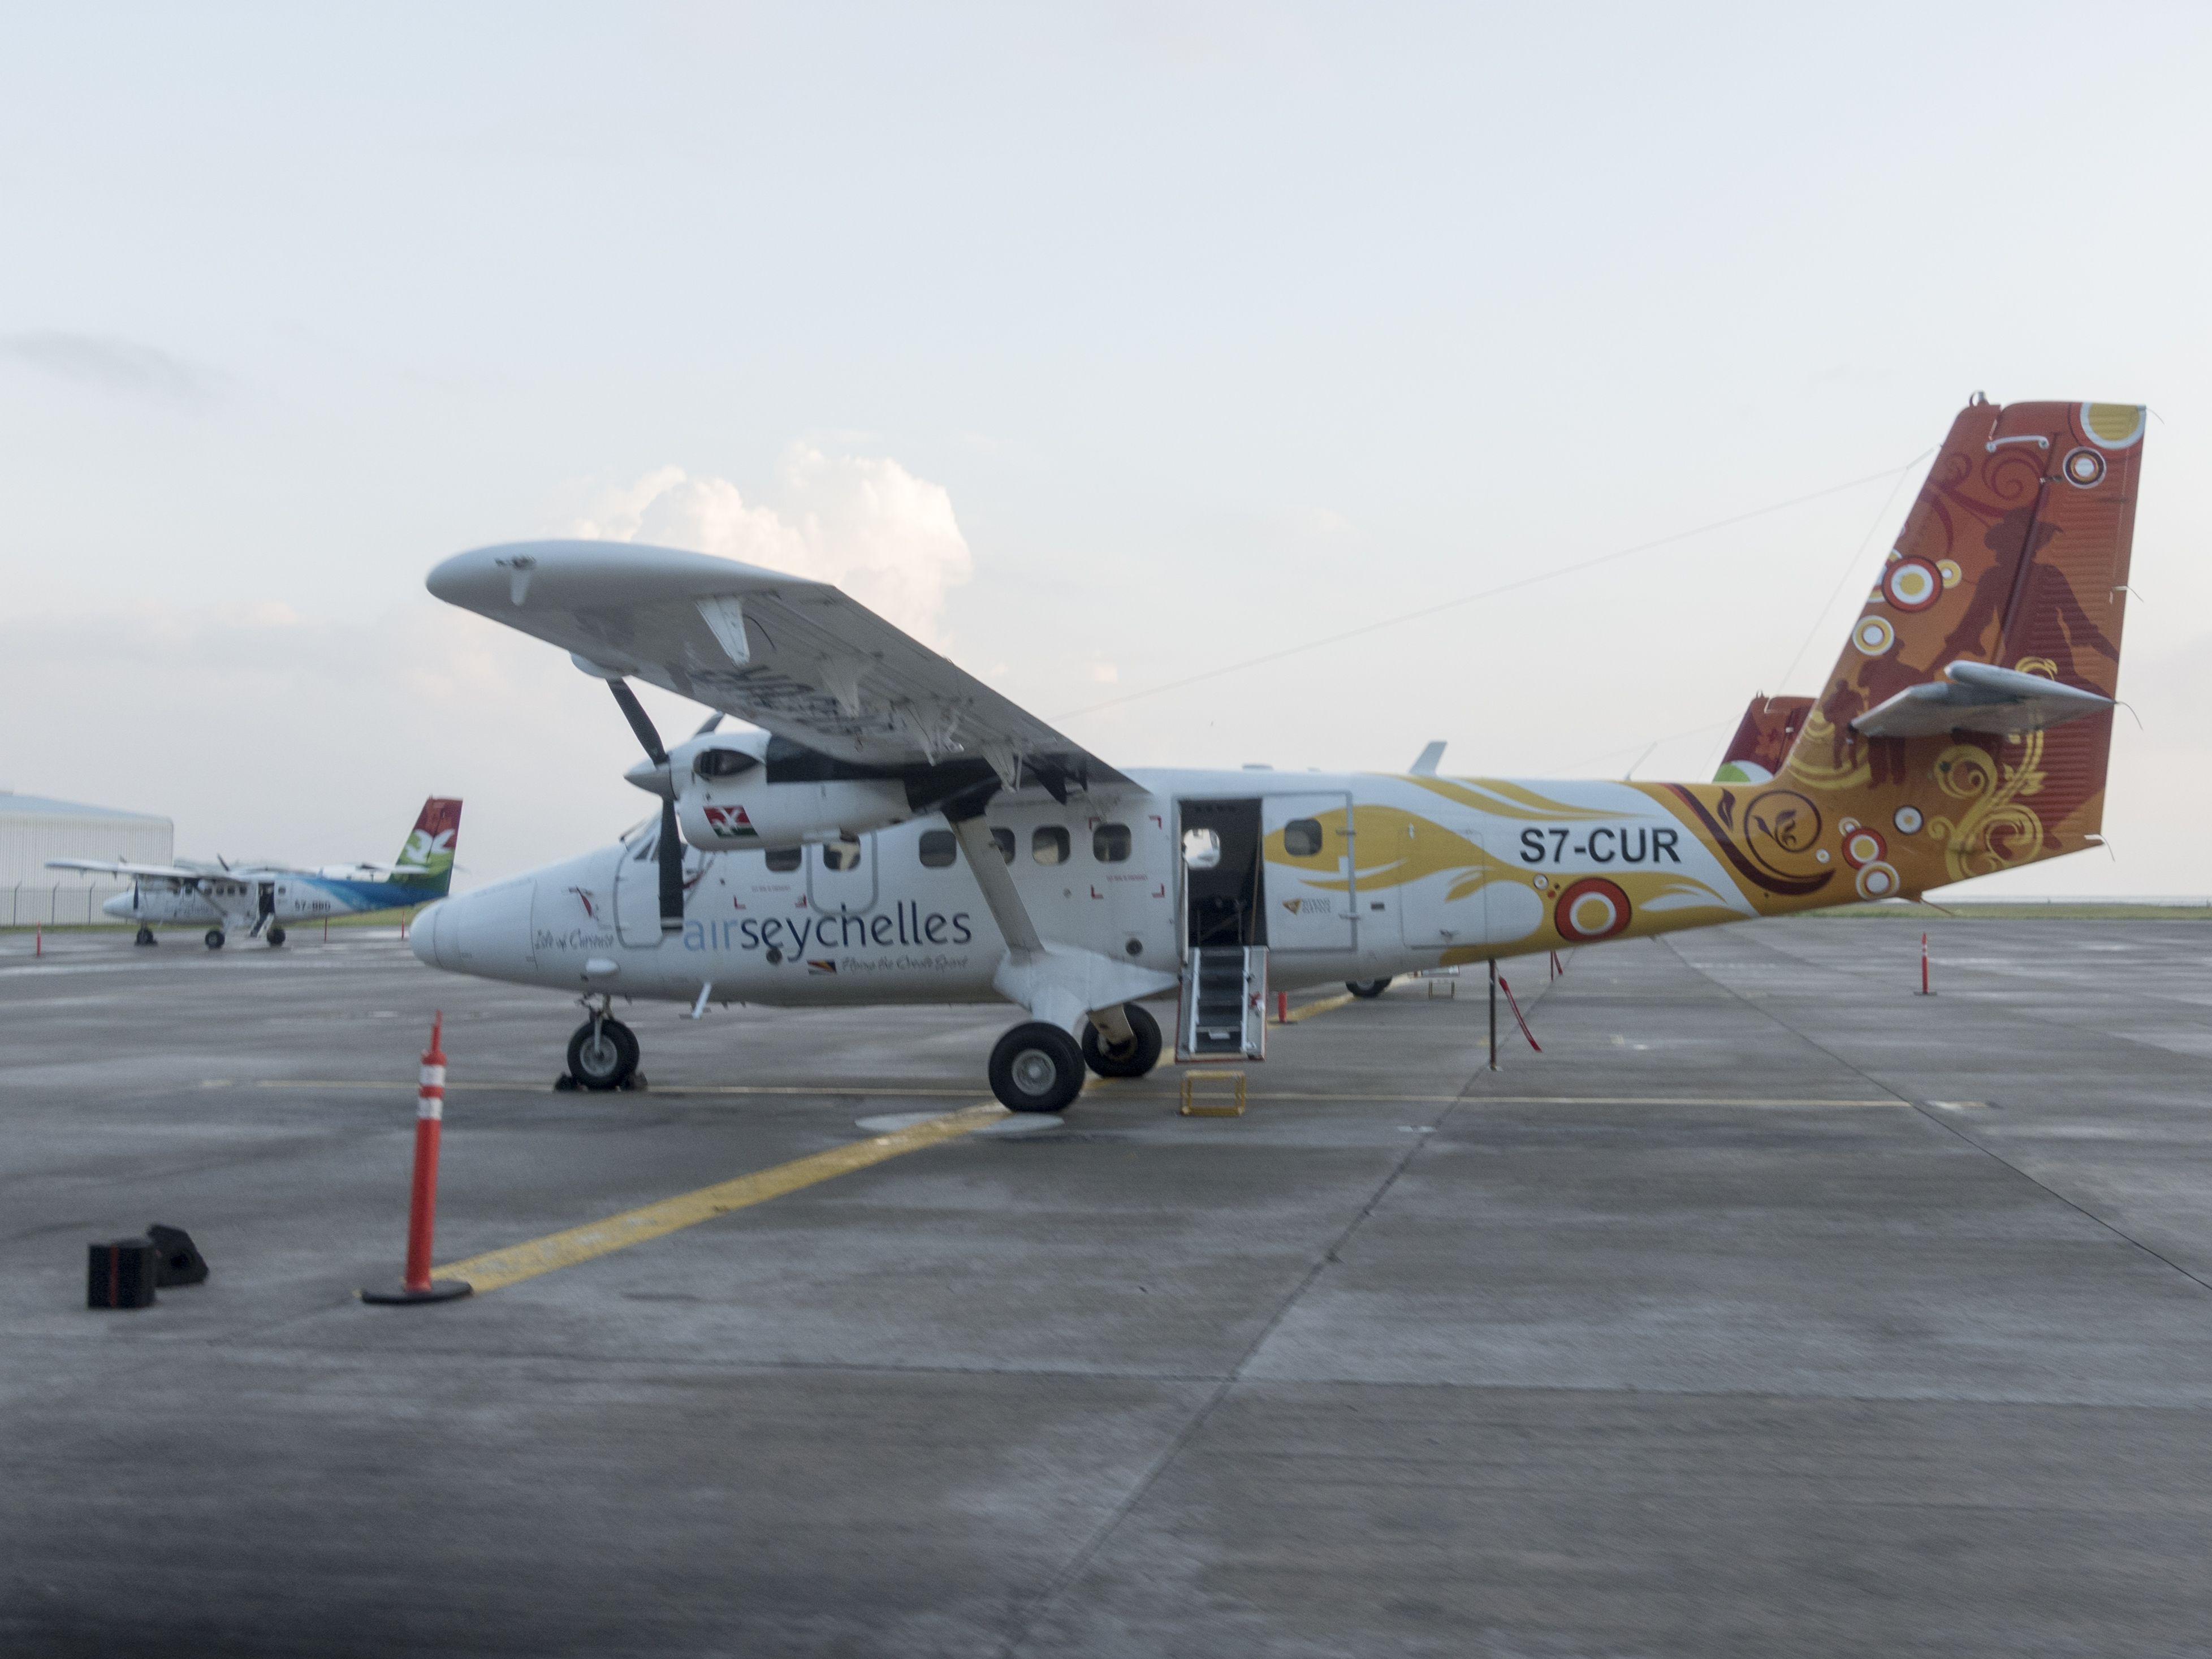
[4,3,2206,895]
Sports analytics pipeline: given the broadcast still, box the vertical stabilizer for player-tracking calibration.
[392,798,463,895]
[1779,398,2141,892]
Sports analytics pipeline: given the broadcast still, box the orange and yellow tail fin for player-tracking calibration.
[1774,398,2141,896]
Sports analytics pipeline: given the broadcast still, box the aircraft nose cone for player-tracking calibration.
[410,900,447,968]
[101,893,131,917]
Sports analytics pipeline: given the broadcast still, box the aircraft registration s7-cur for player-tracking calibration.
[412,398,2141,1110]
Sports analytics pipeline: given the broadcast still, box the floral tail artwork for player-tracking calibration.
[1666,398,2139,918]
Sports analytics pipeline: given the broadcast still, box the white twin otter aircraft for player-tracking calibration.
[55,798,462,950]
[412,397,2142,1111]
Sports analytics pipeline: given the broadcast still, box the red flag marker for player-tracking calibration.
[1497,975,1543,1053]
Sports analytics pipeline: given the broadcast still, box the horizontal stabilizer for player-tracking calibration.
[1848,660,2113,739]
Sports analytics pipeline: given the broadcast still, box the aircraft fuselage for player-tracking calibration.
[413,763,1790,1005]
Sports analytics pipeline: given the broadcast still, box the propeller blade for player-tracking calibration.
[657,797,685,933]
[607,680,669,766]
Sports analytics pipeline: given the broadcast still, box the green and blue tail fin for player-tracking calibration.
[390,798,462,896]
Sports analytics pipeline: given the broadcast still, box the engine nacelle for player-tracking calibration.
[667,735,912,852]
[677,775,910,851]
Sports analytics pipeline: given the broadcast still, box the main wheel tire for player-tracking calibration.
[135,927,156,947]
[567,1017,641,1091]
[205,930,225,951]
[266,926,287,947]
[1346,978,1391,999]
[988,1022,1086,1113]
[1082,1003,1163,1079]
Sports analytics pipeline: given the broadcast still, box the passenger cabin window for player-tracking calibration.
[1032,826,1070,865]
[694,748,759,780]
[764,846,802,873]
[918,830,957,869]
[1282,818,1324,857]
[822,840,863,872]
[990,828,1016,865]
[1092,823,1131,863]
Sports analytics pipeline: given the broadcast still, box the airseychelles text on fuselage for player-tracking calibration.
[688,900,974,955]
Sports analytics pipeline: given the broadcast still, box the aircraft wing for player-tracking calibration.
[427,539,1125,787]
[46,858,204,880]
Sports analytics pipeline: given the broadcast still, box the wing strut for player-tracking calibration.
[948,814,1042,954]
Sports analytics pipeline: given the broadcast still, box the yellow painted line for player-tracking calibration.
[1281,991,1358,1025]
[435,1101,1006,1293]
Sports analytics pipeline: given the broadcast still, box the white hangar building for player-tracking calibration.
[2,792,174,924]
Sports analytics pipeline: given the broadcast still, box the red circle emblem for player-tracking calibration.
[1882,556,1943,612]
[1556,877,1632,943]
[1843,827,1887,869]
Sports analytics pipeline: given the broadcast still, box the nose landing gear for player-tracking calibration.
[559,996,646,1092]
[134,926,157,947]
[266,926,287,948]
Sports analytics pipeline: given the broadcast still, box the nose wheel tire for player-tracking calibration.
[134,927,157,947]
[1346,978,1391,999]
[989,1022,1086,1113]
[204,930,225,951]
[266,926,287,947]
[1082,1003,1163,1079]
[567,1018,641,1091]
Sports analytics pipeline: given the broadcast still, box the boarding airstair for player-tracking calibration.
[1179,945,1267,1061]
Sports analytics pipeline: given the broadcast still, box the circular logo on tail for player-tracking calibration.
[1854,616,1896,655]
[1882,558,1942,612]
[1843,827,1887,868]
[2063,447,2106,488]
[1854,861,1900,899]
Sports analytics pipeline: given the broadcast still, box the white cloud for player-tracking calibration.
[571,447,973,646]
[0,331,222,404]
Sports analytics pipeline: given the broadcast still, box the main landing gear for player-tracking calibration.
[1081,1002,1163,1079]
[204,929,225,951]
[134,926,157,947]
[559,997,646,1092]
[1346,978,1391,999]
[988,1002,1163,1113]
[266,926,287,948]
